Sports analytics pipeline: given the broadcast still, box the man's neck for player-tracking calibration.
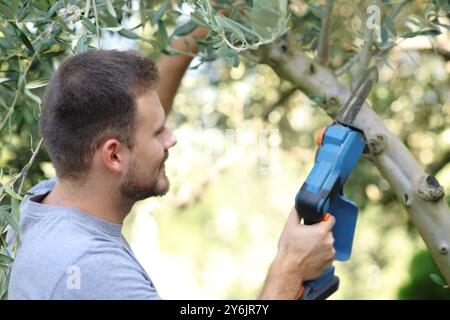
[41,178,134,225]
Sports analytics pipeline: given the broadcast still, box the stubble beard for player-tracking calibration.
[119,159,169,201]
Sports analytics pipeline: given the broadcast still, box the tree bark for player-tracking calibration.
[246,35,450,284]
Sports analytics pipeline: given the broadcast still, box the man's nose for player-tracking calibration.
[164,129,177,149]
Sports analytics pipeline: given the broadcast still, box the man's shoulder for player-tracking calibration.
[8,229,148,299]
[51,242,160,299]
[46,240,160,300]
[8,210,130,298]
[8,223,104,298]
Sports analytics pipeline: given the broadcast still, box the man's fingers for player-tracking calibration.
[286,207,336,230]
[322,214,336,230]
[287,206,301,225]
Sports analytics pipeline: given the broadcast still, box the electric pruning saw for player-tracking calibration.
[295,67,379,300]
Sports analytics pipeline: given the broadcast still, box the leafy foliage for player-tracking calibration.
[1,0,449,298]
[398,249,450,299]
[185,0,289,66]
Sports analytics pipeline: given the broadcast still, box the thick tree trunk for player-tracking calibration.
[246,36,450,284]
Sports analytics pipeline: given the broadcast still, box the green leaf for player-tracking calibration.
[0,270,6,300]
[190,11,209,28]
[18,29,34,53]
[0,254,14,265]
[151,0,169,26]
[0,264,9,272]
[0,96,7,110]
[402,28,441,38]
[129,23,143,31]
[157,20,169,48]
[431,17,450,30]
[224,54,240,68]
[100,25,125,32]
[17,0,32,22]
[214,15,245,40]
[105,0,117,18]
[0,2,14,19]
[216,15,260,39]
[439,0,450,11]
[385,15,397,38]
[406,16,425,28]
[253,5,280,23]
[430,273,446,287]
[54,16,73,33]
[11,196,20,222]
[25,78,49,90]
[47,1,65,18]
[381,26,388,45]
[309,3,325,19]
[24,88,42,105]
[216,45,237,57]
[0,207,21,238]
[75,32,88,53]
[0,38,13,50]
[118,29,139,39]
[172,20,198,37]
[308,94,326,105]
[3,185,22,201]
[40,43,67,57]
[82,17,97,34]
[248,8,275,38]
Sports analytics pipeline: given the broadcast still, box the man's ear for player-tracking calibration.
[100,139,128,175]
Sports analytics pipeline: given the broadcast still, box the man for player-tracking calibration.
[8,27,335,300]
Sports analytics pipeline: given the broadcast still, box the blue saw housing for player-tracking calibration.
[295,122,366,299]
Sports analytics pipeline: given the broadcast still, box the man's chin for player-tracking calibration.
[120,176,170,201]
[151,175,170,197]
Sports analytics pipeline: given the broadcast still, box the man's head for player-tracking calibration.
[40,50,177,201]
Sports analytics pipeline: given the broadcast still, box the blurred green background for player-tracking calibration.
[1,0,449,299]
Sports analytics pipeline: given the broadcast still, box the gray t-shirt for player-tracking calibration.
[7,178,161,300]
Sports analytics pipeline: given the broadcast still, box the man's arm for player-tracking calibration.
[156,27,208,116]
[258,207,336,300]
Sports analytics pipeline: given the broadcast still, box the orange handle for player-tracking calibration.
[296,286,305,300]
[316,127,327,146]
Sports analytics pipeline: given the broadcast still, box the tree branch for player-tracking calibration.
[335,51,360,77]
[355,14,374,87]
[247,35,450,285]
[262,87,298,121]
[17,138,43,195]
[317,0,334,66]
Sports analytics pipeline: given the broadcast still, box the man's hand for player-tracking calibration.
[277,206,336,280]
[258,206,336,300]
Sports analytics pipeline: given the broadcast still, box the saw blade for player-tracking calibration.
[336,66,378,126]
